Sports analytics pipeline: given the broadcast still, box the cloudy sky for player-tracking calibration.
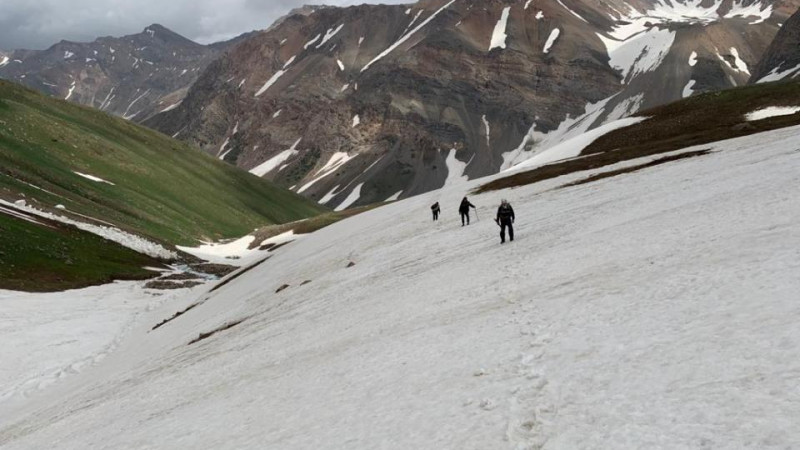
[0,0,409,50]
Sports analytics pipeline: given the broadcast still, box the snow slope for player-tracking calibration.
[1,126,799,448]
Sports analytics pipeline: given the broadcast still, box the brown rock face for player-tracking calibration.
[85,2,800,208]
[749,7,800,82]
[0,24,248,122]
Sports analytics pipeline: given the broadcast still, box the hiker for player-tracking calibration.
[459,196,476,226]
[495,199,515,243]
[431,202,441,221]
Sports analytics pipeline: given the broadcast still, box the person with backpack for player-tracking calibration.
[495,199,515,243]
[459,196,476,226]
[431,202,441,221]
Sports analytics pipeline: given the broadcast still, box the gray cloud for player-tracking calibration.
[0,0,410,50]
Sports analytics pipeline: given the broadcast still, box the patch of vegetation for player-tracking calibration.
[0,81,324,245]
[477,81,800,193]
[0,212,161,292]
[249,204,382,247]
[561,150,712,188]
[152,302,200,331]
[188,318,247,345]
[0,80,326,291]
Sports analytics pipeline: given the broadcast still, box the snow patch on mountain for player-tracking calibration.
[250,138,302,177]
[361,0,457,72]
[298,152,356,193]
[73,171,115,185]
[334,182,364,211]
[509,116,648,172]
[489,7,511,51]
[745,106,800,121]
[317,24,345,49]
[683,79,696,98]
[543,28,560,54]
[599,28,676,84]
[755,63,800,83]
[443,149,469,188]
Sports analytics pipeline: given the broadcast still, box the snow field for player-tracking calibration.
[1,125,799,448]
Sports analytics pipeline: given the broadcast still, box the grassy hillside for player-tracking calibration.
[0,212,161,292]
[479,80,800,193]
[0,80,324,246]
[0,80,325,291]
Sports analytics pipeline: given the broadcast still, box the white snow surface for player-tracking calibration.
[756,63,800,83]
[683,79,697,98]
[254,70,287,97]
[442,148,469,188]
[509,116,648,172]
[385,190,403,202]
[543,28,560,54]
[352,114,360,128]
[689,50,698,66]
[0,56,9,67]
[599,28,676,83]
[2,124,799,449]
[334,182,364,211]
[297,152,356,194]
[177,231,296,265]
[489,7,511,51]
[0,281,203,411]
[249,138,302,177]
[317,24,345,49]
[745,105,800,121]
[159,101,181,113]
[72,171,115,185]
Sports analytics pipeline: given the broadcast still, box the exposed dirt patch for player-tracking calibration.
[209,257,270,293]
[276,284,290,293]
[188,318,247,345]
[159,272,202,281]
[268,241,293,252]
[190,263,237,278]
[144,280,204,290]
[301,280,312,286]
[347,261,356,268]
[152,302,200,331]
[249,205,381,250]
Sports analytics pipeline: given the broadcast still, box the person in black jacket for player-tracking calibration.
[431,202,441,221]
[459,197,476,226]
[495,199,515,243]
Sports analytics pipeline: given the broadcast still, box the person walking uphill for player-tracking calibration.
[495,199,515,243]
[431,202,441,221]
[459,196,476,226]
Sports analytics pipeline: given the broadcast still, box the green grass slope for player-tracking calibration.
[0,211,161,292]
[0,80,325,291]
[0,80,324,246]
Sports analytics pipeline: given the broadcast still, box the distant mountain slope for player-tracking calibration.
[0,24,246,122]
[0,80,325,290]
[145,0,798,210]
[750,7,800,82]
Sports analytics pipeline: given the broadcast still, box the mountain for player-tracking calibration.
[2,98,798,447]
[0,80,324,291]
[144,0,798,210]
[750,6,800,82]
[0,24,244,122]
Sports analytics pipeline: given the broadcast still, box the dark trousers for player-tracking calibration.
[432,210,439,221]
[461,212,470,226]
[500,219,514,242]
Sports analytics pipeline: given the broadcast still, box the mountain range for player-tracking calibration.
[3,0,800,211]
